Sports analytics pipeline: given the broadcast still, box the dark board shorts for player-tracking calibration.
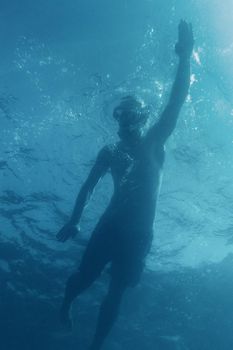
[78,217,153,287]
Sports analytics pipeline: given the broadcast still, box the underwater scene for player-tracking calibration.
[1,0,233,349]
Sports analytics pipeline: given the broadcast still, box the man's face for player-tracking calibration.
[118,117,144,142]
[113,100,148,143]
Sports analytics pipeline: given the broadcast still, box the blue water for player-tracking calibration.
[1,0,233,349]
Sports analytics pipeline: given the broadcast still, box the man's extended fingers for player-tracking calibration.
[189,23,193,35]
[188,23,194,44]
[179,20,194,41]
[178,20,190,39]
[179,19,185,33]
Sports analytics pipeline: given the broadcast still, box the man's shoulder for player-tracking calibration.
[144,126,166,151]
[97,143,118,162]
[100,143,118,155]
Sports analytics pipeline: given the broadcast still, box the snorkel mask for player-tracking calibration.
[113,96,149,127]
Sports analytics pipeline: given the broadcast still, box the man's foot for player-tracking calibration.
[60,301,73,332]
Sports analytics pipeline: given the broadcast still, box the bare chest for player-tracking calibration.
[109,142,164,186]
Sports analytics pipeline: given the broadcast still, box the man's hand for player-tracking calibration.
[56,223,80,242]
[175,20,194,59]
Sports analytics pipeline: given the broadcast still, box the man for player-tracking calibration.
[57,20,194,350]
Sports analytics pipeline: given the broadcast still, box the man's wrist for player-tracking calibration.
[179,53,191,63]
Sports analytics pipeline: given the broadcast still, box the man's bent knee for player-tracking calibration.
[67,267,100,295]
[66,271,90,296]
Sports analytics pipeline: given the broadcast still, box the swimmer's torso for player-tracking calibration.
[102,136,165,232]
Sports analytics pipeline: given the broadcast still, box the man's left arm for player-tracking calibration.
[148,20,194,145]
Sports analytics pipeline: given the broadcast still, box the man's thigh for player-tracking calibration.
[111,231,153,287]
[78,227,113,279]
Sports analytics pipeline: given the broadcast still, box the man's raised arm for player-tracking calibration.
[56,146,110,242]
[149,20,194,145]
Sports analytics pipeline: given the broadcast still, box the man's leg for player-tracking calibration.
[60,230,111,329]
[61,270,96,329]
[89,278,126,350]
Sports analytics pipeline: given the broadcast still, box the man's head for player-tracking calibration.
[113,96,149,142]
